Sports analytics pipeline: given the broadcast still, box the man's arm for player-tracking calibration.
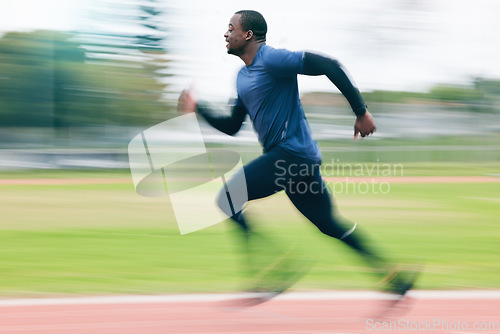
[197,101,247,136]
[301,52,376,138]
[178,90,247,136]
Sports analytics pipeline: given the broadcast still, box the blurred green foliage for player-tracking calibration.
[0,1,173,128]
[360,80,500,110]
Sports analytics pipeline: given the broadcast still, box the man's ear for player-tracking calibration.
[245,30,253,40]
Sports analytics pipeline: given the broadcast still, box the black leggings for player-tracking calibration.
[217,146,379,261]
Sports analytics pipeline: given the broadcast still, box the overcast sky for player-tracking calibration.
[1,0,500,101]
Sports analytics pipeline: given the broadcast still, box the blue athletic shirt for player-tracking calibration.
[235,44,322,163]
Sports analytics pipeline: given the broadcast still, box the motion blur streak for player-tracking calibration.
[0,0,499,317]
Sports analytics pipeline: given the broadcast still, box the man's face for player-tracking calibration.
[224,14,247,55]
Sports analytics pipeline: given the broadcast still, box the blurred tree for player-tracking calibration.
[0,1,172,129]
[0,30,85,127]
[472,78,500,112]
[0,29,169,128]
[136,0,170,90]
[78,0,171,126]
[428,84,483,104]
[475,78,500,98]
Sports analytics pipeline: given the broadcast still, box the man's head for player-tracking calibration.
[224,10,267,56]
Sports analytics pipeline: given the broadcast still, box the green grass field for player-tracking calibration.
[1,164,499,298]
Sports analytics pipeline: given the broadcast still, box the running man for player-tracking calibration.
[178,10,417,301]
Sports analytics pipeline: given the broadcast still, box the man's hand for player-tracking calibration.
[177,89,197,113]
[354,110,376,140]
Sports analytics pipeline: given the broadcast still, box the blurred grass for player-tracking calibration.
[1,160,500,179]
[1,165,499,297]
[233,134,500,163]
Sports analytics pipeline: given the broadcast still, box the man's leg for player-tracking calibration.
[285,166,420,298]
[215,147,311,294]
[216,147,286,236]
[285,166,385,269]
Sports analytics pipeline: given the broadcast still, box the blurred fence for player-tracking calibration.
[1,103,499,170]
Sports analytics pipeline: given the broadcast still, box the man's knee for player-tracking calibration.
[318,225,344,239]
[313,216,347,239]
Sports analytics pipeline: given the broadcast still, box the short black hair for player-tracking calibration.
[235,10,267,42]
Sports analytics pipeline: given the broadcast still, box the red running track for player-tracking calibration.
[0,291,499,334]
